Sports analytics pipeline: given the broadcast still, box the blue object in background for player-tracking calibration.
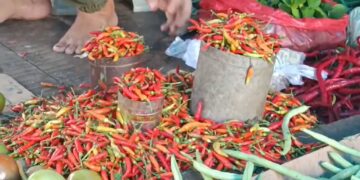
[51,0,76,16]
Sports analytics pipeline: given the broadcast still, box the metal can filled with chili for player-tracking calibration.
[82,26,148,87]
[115,68,166,130]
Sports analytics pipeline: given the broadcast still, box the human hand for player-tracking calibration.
[146,0,192,35]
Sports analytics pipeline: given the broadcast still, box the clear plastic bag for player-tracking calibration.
[165,37,201,69]
[270,48,328,92]
[200,0,349,52]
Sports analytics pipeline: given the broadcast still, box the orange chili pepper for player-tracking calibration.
[149,155,160,172]
[92,108,113,115]
[83,161,101,172]
[155,144,169,154]
[178,122,211,133]
[245,64,254,85]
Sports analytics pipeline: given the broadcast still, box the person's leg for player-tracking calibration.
[53,0,118,55]
[0,0,51,23]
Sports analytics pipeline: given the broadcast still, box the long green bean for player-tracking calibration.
[192,160,243,180]
[320,161,342,173]
[243,162,255,180]
[281,105,310,155]
[301,129,360,158]
[355,168,360,177]
[196,150,213,180]
[171,155,183,180]
[330,165,360,180]
[181,151,243,180]
[328,152,353,168]
[224,149,316,180]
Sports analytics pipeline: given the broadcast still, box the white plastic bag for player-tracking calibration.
[270,48,328,92]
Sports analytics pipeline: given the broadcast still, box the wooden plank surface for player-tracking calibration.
[0,74,34,112]
[0,2,192,96]
[0,44,58,95]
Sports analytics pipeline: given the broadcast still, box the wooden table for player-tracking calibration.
[0,1,192,96]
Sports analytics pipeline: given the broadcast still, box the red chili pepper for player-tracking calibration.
[292,138,303,147]
[88,151,108,162]
[333,59,346,78]
[113,139,137,149]
[204,153,214,168]
[64,130,81,137]
[101,169,109,180]
[56,161,64,175]
[75,139,84,155]
[22,134,50,142]
[122,157,132,179]
[72,148,80,163]
[168,148,190,162]
[300,79,360,103]
[85,142,93,152]
[148,95,164,101]
[25,158,32,167]
[213,152,234,170]
[170,115,181,127]
[17,141,36,154]
[77,90,96,102]
[268,121,283,130]
[316,57,337,104]
[62,158,75,171]
[156,151,171,172]
[160,131,173,139]
[67,148,78,167]
[70,125,83,134]
[216,162,224,171]
[122,87,140,101]
[341,67,360,77]
[195,101,203,120]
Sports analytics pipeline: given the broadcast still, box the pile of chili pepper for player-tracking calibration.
[264,93,318,133]
[188,10,280,63]
[82,26,146,62]
[0,69,318,180]
[114,68,166,102]
[286,47,360,123]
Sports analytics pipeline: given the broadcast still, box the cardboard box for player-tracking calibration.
[257,134,360,179]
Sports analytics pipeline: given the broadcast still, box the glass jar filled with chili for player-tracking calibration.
[117,92,164,130]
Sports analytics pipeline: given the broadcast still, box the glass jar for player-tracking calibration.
[117,92,164,131]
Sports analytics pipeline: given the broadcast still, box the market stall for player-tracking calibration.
[1,0,360,180]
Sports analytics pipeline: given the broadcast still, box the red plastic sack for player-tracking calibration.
[200,0,349,52]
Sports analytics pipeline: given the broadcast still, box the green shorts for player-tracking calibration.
[65,0,107,13]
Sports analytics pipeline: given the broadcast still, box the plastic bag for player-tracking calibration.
[200,0,349,52]
[348,7,360,47]
[271,48,328,92]
[165,37,201,69]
